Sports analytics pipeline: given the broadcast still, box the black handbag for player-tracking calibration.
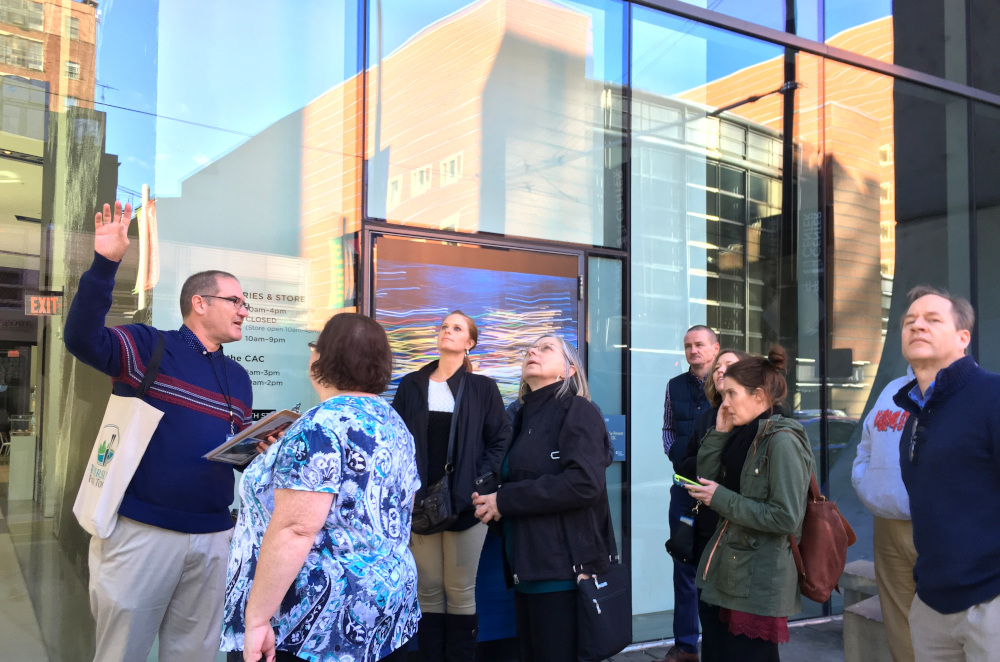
[577,561,631,661]
[564,515,631,661]
[411,377,466,535]
[665,502,700,566]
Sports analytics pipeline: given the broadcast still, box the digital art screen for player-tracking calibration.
[373,236,580,404]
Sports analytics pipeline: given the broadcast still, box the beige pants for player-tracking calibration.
[409,523,488,615]
[874,517,918,662]
[910,591,1000,662]
[89,516,232,662]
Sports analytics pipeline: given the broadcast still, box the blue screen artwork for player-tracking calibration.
[375,244,579,404]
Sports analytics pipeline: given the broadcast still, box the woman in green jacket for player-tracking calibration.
[683,346,814,662]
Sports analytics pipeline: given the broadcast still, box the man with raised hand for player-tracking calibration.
[894,286,1000,661]
[65,201,254,662]
[658,325,719,662]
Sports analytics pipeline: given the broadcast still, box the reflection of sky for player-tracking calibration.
[667,0,891,42]
[95,0,892,201]
[375,0,624,83]
[98,0,357,198]
[372,0,473,57]
[825,0,892,39]
[96,0,158,204]
[632,8,783,99]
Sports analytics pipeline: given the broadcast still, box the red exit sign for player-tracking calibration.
[24,294,64,316]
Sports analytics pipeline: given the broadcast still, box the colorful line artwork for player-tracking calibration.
[375,259,579,404]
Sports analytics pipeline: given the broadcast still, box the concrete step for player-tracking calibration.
[844,594,892,662]
[841,559,878,607]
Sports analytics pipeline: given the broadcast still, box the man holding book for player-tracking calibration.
[64,200,257,662]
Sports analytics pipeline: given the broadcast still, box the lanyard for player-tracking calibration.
[208,350,235,436]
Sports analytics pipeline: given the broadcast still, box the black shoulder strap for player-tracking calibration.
[136,332,166,399]
[443,376,466,474]
[560,507,620,572]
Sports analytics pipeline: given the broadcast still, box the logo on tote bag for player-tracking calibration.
[97,425,120,466]
[88,425,121,488]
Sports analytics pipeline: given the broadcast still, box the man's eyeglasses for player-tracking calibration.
[201,295,247,311]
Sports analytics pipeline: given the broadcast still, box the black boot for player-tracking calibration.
[418,612,447,661]
[444,613,479,662]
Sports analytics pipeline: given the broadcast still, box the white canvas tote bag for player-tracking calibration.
[73,333,165,538]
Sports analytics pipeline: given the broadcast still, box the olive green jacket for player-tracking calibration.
[695,415,814,617]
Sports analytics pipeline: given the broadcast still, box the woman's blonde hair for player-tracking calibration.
[704,348,752,407]
[518,335,591,401]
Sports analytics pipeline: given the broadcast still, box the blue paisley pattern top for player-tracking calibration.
[221,395,421,662]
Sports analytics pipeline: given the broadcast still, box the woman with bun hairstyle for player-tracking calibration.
[683,346,814,662]
[391,311,511,661]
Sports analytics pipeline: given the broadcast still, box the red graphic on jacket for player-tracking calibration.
[873,408,910,432]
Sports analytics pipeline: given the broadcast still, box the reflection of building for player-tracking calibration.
[365,0,599,241]
[159,2,897,420]
[630,89,785,353]
[296,0,614,328]
[676,18,897,415]
[0,0,98,112]
[0,0,116,605]
[157,0,611,330]
[1,0,101,317]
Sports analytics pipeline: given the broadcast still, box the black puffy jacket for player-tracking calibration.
[496,382,616,586]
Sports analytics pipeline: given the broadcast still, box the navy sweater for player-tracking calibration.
[894,355,1000,614]
[65,253,253,533]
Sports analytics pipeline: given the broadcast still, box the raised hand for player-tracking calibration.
[94,201,133,262]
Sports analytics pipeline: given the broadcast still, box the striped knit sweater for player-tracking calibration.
[65,253,253,533]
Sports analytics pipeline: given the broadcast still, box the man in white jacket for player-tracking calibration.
[852,373,917,662]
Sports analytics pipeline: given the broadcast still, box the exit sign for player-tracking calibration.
[24,294,64,316]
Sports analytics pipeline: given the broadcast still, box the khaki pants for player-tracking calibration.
[910,592,1000,662]
[874,516,918,662]
[89,516,232,662]
[409,523,488,615]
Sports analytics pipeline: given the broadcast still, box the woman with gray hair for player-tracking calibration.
[472,335,616,662]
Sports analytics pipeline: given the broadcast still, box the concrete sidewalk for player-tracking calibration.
[610,616,845,661]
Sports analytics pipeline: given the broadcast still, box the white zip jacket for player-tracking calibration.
[852,375,912,520]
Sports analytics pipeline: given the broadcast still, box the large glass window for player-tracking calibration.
[0,3,363,660]
[630,7,794,636]
[1,1,996,658]
[629,6,949,633]
[365,0,627,248]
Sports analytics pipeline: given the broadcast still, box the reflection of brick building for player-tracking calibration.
[163,1,896,396]
[298,0,602,329]
[676,18,896,415]
[1,1,101,348]
[0,0,98,112]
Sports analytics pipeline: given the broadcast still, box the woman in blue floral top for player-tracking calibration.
[221,313,420,662]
